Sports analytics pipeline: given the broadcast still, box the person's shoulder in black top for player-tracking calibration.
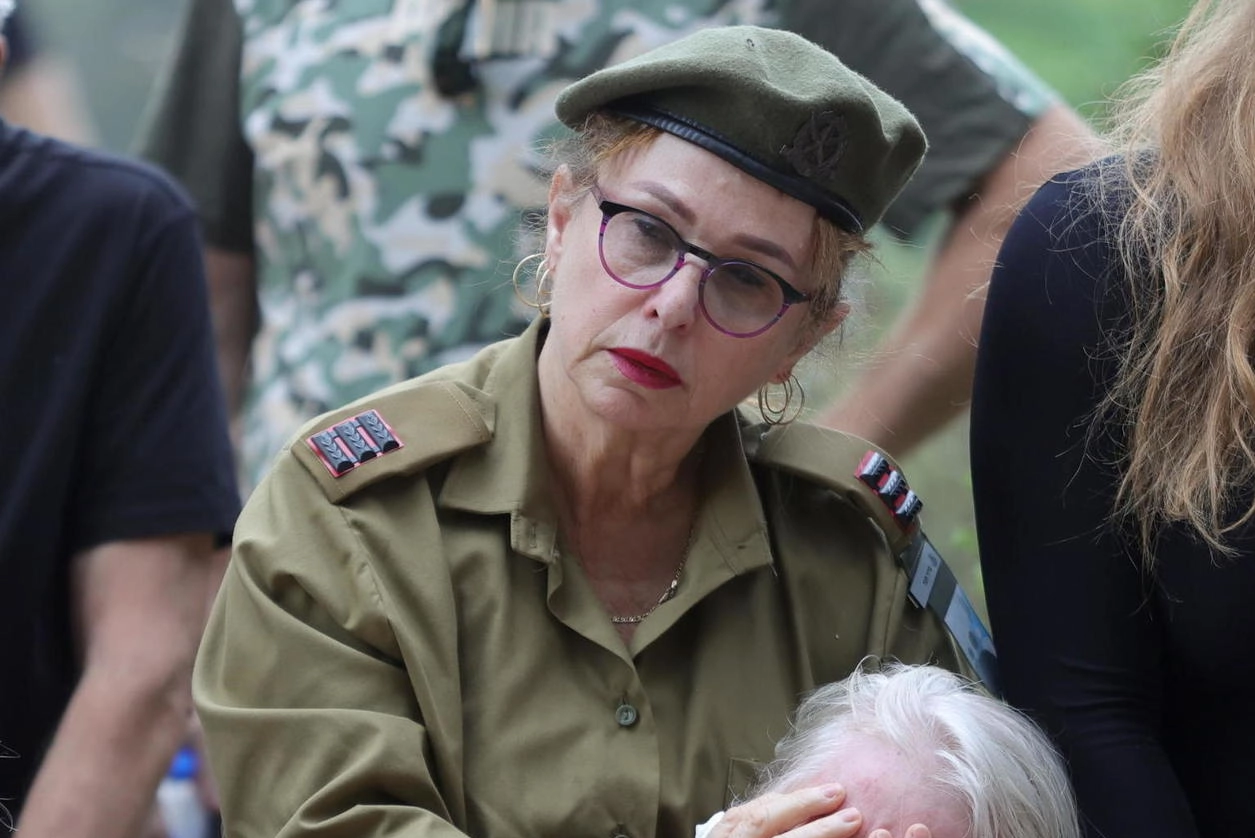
[973,156,1255,838]
[0,117,238,826]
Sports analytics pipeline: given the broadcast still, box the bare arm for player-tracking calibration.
[817,103,1101,456]
[206,246,258,423]
[15,533,216,838]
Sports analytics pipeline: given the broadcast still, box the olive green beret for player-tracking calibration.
[555,25,926,234]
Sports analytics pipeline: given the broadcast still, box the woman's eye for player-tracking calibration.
[630,214,671,243]
[723,264,769,290]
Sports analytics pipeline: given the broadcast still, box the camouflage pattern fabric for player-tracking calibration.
[234,0,781,485]
[233,0,1052,487]
[915,0,1054,115]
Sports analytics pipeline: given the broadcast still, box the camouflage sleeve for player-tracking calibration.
[781,0,1058,237]
[135,0,255,252]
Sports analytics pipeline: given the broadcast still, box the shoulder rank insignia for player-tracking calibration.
[856,450,924,530]
[306,409,404,477]
[858,448,998,692]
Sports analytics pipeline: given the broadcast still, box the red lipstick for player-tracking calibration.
[609,348,683,389]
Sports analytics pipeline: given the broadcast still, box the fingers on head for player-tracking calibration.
[721,786,855,838]
[869,827,932,838]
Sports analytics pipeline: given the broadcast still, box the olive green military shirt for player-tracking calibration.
[197,320,962,838]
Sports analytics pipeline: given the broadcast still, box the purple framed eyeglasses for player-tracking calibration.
[593,188,812,338]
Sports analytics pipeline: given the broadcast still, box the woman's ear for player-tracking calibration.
[774,301,850,381]
[814,301,851,345]
[544,165,577,268]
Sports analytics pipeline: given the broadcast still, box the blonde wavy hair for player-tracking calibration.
[1095,0,1255,557]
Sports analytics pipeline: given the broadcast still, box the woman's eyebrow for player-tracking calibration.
[628,181,799,272]
[725,231,798,272]
[630,181,697,224]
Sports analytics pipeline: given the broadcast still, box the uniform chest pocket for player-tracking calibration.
[725,757,765,808]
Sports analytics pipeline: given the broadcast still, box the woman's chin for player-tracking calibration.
[573,383,689,434]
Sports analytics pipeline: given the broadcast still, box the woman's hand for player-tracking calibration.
[708,784,861,838]
[706,784,936,838]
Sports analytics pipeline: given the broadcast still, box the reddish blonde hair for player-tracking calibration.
[1095,0,1255,557]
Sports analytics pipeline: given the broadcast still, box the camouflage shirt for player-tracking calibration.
[141,0,1055,486]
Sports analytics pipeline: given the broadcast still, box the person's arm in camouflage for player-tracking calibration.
[783,0,1100,456]
[205,248,257,423]
[817,102,1098,454]
[136,0,257,423]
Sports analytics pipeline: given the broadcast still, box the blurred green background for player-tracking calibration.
[14,0,1195,616]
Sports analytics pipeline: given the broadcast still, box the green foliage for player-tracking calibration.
[960,0,1192,118]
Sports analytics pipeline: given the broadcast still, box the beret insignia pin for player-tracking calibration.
[307,408,404,477]
[781,111,848,181]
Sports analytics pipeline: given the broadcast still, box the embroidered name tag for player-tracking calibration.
[306,409,403,477]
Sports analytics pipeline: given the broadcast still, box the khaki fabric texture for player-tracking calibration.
[197,320,962,838]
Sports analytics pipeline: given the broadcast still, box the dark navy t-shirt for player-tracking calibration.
[0,118,239,816]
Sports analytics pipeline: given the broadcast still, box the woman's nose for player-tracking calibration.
[646,258,704,330]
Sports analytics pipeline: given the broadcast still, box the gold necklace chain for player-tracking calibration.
[608,517,698,625]
[609,554,688,624]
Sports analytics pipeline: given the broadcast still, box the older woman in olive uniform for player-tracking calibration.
[196,26,975,838]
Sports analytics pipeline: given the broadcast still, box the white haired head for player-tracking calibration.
[752,662,1079,838]
[0,1,14,30]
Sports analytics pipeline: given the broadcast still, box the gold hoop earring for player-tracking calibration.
[536,266,553,316]
[757,373,805,426]
[511,253,552,316]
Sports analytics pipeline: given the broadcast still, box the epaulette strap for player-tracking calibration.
[746,421,999,694]
[745,422,917,553]
[897,532,999,694]
[291,380,496,504]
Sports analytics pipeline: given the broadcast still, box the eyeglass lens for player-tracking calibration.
[599,208,790,337]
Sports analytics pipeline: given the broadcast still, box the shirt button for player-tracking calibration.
[615,702,638,727]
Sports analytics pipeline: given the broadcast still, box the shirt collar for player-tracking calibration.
[437,318,774,574]
[437,317,555,520]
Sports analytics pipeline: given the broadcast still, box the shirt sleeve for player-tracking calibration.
[134,0,254,252]
[782,0,1054,237]
[195,452,472,837]
[970,170,1199,837]
[66,185,240,551]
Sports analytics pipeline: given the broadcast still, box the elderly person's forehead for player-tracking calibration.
[792,733,969,838]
